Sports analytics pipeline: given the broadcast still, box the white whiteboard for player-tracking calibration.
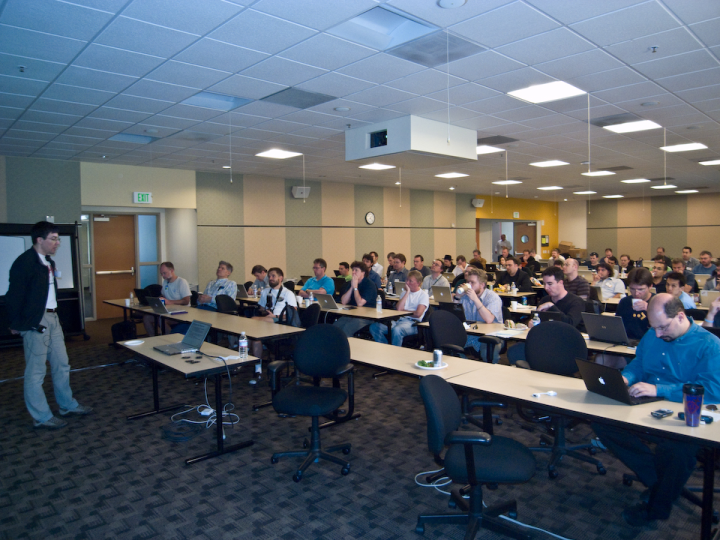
[0,235,75,295]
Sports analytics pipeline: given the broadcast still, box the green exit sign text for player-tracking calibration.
[133,192,153,204]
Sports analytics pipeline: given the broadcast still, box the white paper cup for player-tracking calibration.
[511,300,518,309]
[296,295,303,305]
[125,299,131,307]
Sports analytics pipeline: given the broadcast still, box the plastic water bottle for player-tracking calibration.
[238,331,248,359]
[129,291,134,305]
[376,295,382,313]
[511,282,517,294]
[388,281,394,295]
[309,291,314,303]
[532,313,540,327]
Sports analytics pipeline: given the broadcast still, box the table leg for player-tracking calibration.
[701,447,716,540]
[127,362,186,420]
[186,373,253,465]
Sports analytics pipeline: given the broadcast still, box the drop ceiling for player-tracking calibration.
[0,0,719,201]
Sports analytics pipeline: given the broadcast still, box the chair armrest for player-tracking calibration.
[439,344,467,357]
[474,336,503,347]
[334,363,354,377]
[445,430,492,446]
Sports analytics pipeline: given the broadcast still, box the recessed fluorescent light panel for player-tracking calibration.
[222,165,231,169]
[676,190,699,194]
[359,163,396,170]
[449,186,455,190]
[108,133,158,144]
[507,81,585,104]
[530,160,568,167]
[621,178,650,184]
[182,92,251,111]
[256,149,302,159]
[435,172,468,178]
[603,120,661,133]
[699,159,720,166]
[537,186,563,190]
[476,145,504,155]
[650,184,677,189]
[395,181,401,185]
[573,191,596,195]
[603,195,624,199]
[660,143,708,152]
[327,6,435,50]
[492,180,522,185]
[581,170,615,177]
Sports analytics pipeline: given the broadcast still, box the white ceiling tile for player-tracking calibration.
[417,106,479,123]
[236,101,299,118]
[568,66,646,93]
[146,61,231,89]
[427,83,500,106]
[336,53,424,84]
[0,93,35,109]
[89,107,153,123]
[662,113,713,128]
[21,110,82,125]
[454,115,510,131]
[240,57,326,87]
[497,28,594,66]
[634,50,718,80]
[387,0,512,27]
[693,98,720,113]
[295,72,374,98]
[124,79,197,101]
[30,98,97,116]
[593,81,667,104]
[73,45,165,78]
[525,0,647,25]
[174,39,269,73]
[690,17,720,48]
[348,108,406,124]
[0,74,49,96]
[41,84,115,106]
[252,0,376,31]
[386,69,466,94]
[306,98,374,117]
[657,67,720,92]
[463,94,527,114]
[386,97,446,115]
[0,53,65,82]
[0,0,114,41]
[280,34,375,71]
[0,25,85,63]
[105,94,172,114]
[451,2,560,48]
[570,3,680,47]
[493,105,555,122]
[207,75,286,100]
[209,10,316,54]
[142,115,199,130]
[122,0,243,34]
[675,85,720,103]
[159,104,223,121]
[122,124,180,138]
[478,67,555,94]
[663,0,720,25]
[0,106,28,120]
[11,120,66,134]
[253,118,305,133]
[535,49,623,81]
[96,17,199,58]
[444,51,526,84]
[346,85,416,107]
[75,117,134,131]
[56,66,137,93]
[605,28,703,65]
[64,126,115,138]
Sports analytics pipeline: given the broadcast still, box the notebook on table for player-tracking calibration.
[576,359,663,405]
[314,293,356,311]
[431,286,453,303]
[153,320,212,355]
[581,313,638,346]
[146,297,189,316]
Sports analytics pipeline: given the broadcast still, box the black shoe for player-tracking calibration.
[622,503,654,527]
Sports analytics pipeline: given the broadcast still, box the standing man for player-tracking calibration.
[452,255,468,277]
[495,233,512,260]
[143,262,191,336]
[459,268,503,361]
[388,253,409,284]
[412,255,431,278]
[370,251,383,276]
[251,265,269,291]
[198,261,237,311]
[6,221,92,429]
[338,262,352,281]
[681,246,699,271]
[592,262,626,301]
[498,256,533,292]
[421,259,450,291]
[362,254,382,288]
[298,258,335,298]
[369,270,428,346]
[563,258,590,300]
[665,273,696,309]
[592,295,720,528]
[693,251,717,275]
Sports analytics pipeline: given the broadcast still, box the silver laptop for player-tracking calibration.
[442,272,455,282]
[153,320,212,355]
[581,313,637,346]
[700,290,719,307]
[314,293,356,311]
[695,275,710,289]
[395,281,407,297]
[236,284,251,298]
[576,359,663,405]
[432,286,453,303]
[146,297,189,315]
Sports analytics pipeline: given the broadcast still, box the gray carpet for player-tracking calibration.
[0,339,711,540]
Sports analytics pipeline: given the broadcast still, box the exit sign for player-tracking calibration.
[133,192,152,204]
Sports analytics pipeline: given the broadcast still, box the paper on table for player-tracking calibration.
[490,329,525,338]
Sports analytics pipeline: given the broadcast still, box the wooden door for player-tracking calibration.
[94,215,136,319]
[514,222,537,256]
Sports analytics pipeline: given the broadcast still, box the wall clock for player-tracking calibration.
[365,211,375,225]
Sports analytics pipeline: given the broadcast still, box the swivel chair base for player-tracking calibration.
[530,420,606,479]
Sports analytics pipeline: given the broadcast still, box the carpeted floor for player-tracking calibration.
[0,319,711,540]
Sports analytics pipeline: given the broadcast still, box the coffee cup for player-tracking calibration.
[296,295,303,305]
[683,383,704,427]
[511,300,518,309]
[125,299,131,307]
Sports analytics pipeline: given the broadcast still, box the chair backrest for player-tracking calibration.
[293,325,350,378]
[243,281,253,290]
[299,303,321,328]
[215,294,237,314]
[686,308,707,323]
[584,300,602,315]
[144,283,162,297]
[525,321,587,376]
[283,281,295,292]
[419,375,462,457]
[190,290,198,307]
[429,309,467,351]
[704,326,720,339]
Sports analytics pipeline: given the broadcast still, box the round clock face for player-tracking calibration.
[365,211,375,225]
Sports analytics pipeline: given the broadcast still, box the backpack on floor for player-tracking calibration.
[111,320,137,343]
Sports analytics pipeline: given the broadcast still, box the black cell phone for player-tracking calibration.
[651,409,674,419]
[677,412,714,424]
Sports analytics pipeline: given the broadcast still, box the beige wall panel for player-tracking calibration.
[433,191,456,228]
[383,187,410,227]
[322,228,356,269]
[322,181,354,226]
[687,194,720,226]
[434,228,456,261]
[384,228,411,260]
[197,227,244,290]
[617,198,651,228]
[80,162,195,208]
[244,227,287,282]
[243,175,285,226]
[558,200,587,248]
[687,226,720,255]
[617,227,651,260]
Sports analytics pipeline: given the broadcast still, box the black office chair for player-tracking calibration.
[271,325,353,481]
[706,326,720,338]
[686,308,707,322]
[521,321,606,479]
[145,283,162,297]
[243,280,253,290]
[416,375,535,540]
[215,294,238,315]
[283,281,295,292]
[190,290,198,307]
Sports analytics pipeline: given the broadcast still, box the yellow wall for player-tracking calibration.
[475,196,559,257]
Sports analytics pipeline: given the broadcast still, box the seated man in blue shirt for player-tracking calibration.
[298,258,335,299]
[664,272,695,309]
[197,260,237,311]
[592,294,720,528]
[693,250,717,275]
[459,268,503,362]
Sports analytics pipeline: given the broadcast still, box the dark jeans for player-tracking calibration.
[592,422,698,519]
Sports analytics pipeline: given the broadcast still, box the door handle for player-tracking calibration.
[96,267,135,276]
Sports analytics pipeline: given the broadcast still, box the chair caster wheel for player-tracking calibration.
[293,472,302,482]
[597,465,607,475]
[302,439,309,449]
[588,447,597,455]
[415,524,425,534]
[539,440,548,446]
[548,469,559,480]
[508,511,518,519]
[495,418,503,425]
[271,457,278,464]
[341,466,350,476]
[342,447,351,455]
[623,477,633,486]
[448,500,457,509]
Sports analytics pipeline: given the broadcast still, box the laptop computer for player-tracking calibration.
[575,359,663,405]
[589,285,601,302]
[146,297,189,316]
[437,302,472,324]
[153,319,212,355]
[442,272,455,282]
[134,288,150,306]
[236,284,252,298]
[536,311,565,323]
[486,263,497,272]
[314,293,356,311]
[333,270,341,277]
[395,281,407,298]
[700,290,719,307]
[300,275,313,284]
[581,313,637,346]
[432,286,453,303]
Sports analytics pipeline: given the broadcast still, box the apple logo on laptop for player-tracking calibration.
[598,377,606,385]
